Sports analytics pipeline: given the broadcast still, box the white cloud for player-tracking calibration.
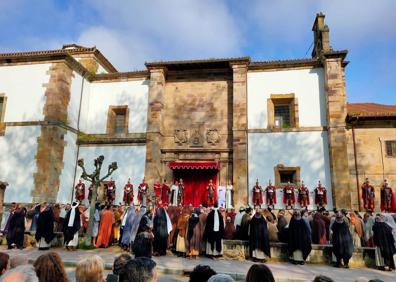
[79,0,242,70]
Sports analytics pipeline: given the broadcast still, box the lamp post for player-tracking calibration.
[77,155,118,246]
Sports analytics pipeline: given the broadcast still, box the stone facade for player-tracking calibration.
[33,62,73,203]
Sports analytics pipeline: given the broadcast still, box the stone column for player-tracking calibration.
[144,67,167,188]
[324,54,352,210]
[231,61,249,208]
[0,181,8,226]
[33,62,73,203]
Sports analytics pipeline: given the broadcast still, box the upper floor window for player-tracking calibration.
[274,164,300,186]
[267,94,299,129]
[107,106,129,134]
[385,141,396,157]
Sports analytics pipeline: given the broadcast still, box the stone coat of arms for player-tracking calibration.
[206,129,220,145]
[174,129,188,145]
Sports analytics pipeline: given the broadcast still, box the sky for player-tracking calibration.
[0,0,395,105]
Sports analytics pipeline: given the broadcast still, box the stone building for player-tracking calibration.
[0,13,395,210]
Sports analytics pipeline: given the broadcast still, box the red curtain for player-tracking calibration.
[173,169,217,207]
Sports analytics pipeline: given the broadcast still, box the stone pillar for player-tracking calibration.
[0,181,8,226]
[33,62,73,203]
[231,61,249,208]
[324,55,352,209]
[144,67,167,188]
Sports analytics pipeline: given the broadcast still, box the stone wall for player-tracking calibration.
[324,56,352,209]
[32,63,73,203]
[346,125,396,211]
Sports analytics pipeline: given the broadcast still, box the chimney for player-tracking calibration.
[311,12,331,58]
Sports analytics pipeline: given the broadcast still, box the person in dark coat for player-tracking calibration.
[249,210,271,262]
[331,212,354,268]
[186,211,201,258]
[287,210,312,265]
[153,207,170,256]
[6,204,26,249]
[63,201,81,250]
[238,207,252,240]
[373,214,396,271]
[35,203,55,250]
[203,206,224,257]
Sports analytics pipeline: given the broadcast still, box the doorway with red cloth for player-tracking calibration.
[173,169,218,207]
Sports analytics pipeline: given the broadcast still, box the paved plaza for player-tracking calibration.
[2,246,395,282]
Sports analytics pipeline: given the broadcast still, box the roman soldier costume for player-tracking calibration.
[362,178,375,210]
[252,180,263,207]
[138,179,149,206]
[298,181,310,208]
[177,179,185,206]
[314,181,327,208]
[161,181,170,206]
[105,179,116,204]
[283,182,295,209]
[123,179,134,206]
[381,179,395,212]
[154,181,161,202]
[74,179,85,202]
[206,180,217,207]
[265,180,276,208]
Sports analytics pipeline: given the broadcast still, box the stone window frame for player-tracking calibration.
[0,93,7,136]
[106,105,129,135]
[267,94,299,129]
[274,164,301,187]
[384,140,396,158]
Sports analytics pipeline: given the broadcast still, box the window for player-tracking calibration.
[274,164,300,186]
[106,106,129,134]
[267,94,299,129]
[274,104,291,128]
[386,141,396,157]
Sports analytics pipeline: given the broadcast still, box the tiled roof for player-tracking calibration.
[347,103,396,118]
[0,45,117,73]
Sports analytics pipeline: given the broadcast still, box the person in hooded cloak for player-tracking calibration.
[153,207,172,256]
[35,202,55,250]
[186,210,201,259]
[331,212,354,268]
[238,207,252,240]
[287,210,312,265]
[121,205,145,250]
[6,204,26,249]
[175,207,190,256]
[249,209,271,262]
[373,214,396,271]
[312,212,327,244]
[203,205,225,257]
[63,201,81,250]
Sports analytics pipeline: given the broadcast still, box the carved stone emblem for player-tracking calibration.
[206,129,220,145]
[174,129,188,145]
[190,128,203,147]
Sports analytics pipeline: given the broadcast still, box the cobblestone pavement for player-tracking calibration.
[2,246,395,282]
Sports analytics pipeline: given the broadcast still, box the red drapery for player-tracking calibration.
[169,161,220,170]
[173,169,217,207]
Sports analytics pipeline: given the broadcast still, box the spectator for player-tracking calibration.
[207,274,235,282]
[0,265,38,282]
[10,254,28,268]
[33,252,69,282]
[0,253,10,276]
[312,275,334,282]
[75,255,105,282]
[118,257,157,282]
[246,264,275,282]
[113,254,131,276]
[189,265,216,282]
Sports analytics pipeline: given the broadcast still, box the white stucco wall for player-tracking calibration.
[57,131,78,203]
[0,126,41,203]
[80,80,149,134]
[248,68,326,129]
[67,73,85,129]
[75,145,146,206]
[248,131,333,210]
[0,64,51,122]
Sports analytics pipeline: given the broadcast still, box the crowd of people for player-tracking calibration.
[2,198,396,273]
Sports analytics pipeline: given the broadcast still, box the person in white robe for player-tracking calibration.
[170,181,179,206]
[226,182,233,209]
[217,184,226,208]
